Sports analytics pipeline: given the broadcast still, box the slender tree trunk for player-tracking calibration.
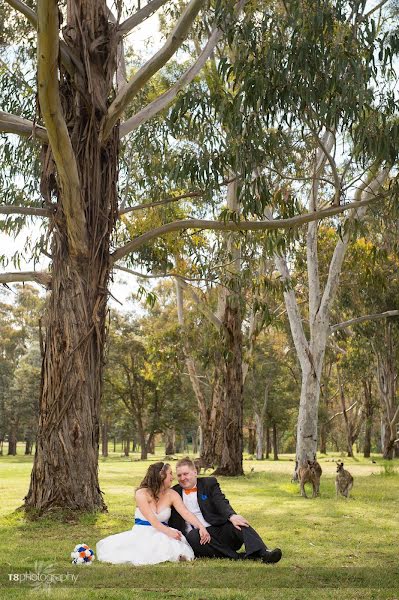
[198,426,203,455]
[247,420,256,455]
[255,412,264,460]
[337,369,354,457]
[24,0,118,513]
[137,424,147,459]
[266,427,271,459]
[382,417,394,459]
[25,438,33,455]
[146,433,155,455]
[124,439,130,457]
[101,420,108,457]
[113,436,116,453]
[164,428,176,455]
[375,325,399,460]
[203,364,224,465]
[272,423,278,460]
[254,382,269,460]
[8,423,17,455]
[192,428,198,454]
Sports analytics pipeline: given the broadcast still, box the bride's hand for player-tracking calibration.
[199,527,211,545]
[165,527,182,541]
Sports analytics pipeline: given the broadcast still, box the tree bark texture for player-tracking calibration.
[213,301,244,476]
[25,0,118,513]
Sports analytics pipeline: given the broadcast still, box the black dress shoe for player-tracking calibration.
[260,548,282,564]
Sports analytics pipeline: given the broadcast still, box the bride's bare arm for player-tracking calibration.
[135,490,181,539]
[170,491,211,544]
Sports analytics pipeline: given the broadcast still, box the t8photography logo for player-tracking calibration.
[8,561,78,591]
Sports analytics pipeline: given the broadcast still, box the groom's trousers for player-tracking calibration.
[186,523,268,560]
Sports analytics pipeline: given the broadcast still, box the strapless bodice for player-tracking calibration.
[135,507,171,523]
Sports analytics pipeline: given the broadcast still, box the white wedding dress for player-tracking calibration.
[96,507,194,565]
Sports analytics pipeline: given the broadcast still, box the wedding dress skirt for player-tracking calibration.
[96,507,194,565]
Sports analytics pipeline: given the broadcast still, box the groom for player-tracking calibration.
[169,457,282,563]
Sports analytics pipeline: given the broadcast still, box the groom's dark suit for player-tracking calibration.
[169,477,269,560]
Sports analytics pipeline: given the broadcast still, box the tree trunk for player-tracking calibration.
[272,423,278,460]
[202,364,224,465]
[24,0,118,514]
[146,433,155,455]
[214,301,244,476]
[296,366,322,465]
[192,428,198,454]
[101,420,108,457]
[319,422,327,454]
[266,427,271,459]
[337,369,354,457]
[124,439,130,457]
[247,420,256,455]
[375,325,399,460]
[164,428,176,455]
[255,411,264,460]
[8,423,17,455]
[113,436,116,453]
[25,438,33,455]
[138,426,147,460]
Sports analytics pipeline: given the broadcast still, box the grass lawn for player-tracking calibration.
[0,449,398,600]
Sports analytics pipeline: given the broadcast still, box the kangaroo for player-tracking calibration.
[335,461,353,498]
[298,459,322,498]
[194,457,214,474]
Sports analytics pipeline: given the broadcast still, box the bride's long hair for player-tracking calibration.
[137,462,170,500]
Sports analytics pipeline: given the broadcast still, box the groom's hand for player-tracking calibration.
[199,527,211,545]
[229,514,249,530]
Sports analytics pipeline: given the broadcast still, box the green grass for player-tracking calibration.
[0,451,398,600]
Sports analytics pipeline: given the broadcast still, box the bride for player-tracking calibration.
[96,462,211,565]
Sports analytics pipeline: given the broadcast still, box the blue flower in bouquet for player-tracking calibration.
[71,543,95,565]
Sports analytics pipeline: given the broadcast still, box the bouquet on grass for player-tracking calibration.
[71,543,95,564]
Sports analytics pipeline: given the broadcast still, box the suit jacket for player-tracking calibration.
[169,477,236,532]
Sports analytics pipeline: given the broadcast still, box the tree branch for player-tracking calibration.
[119,0,248,137]
[0,111,48,143]
[119,27,222,137]
[318,168,389,322]
[111,196,382,263]
[327,401,358,424]
[0,206,50,217]
[114,264,216,283]
[331,310,399,333]
[5,0,83,77]
[117,0,170,39]
[101,0,205,142]
[119,191,203,215]
[360,0,390,21]
[178,276,223,330]
[0,271,51,286]
[37,0,87,257]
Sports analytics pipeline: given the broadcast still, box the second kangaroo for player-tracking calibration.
[335,461,354,498]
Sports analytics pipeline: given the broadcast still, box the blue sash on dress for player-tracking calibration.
[134,518,168,526]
